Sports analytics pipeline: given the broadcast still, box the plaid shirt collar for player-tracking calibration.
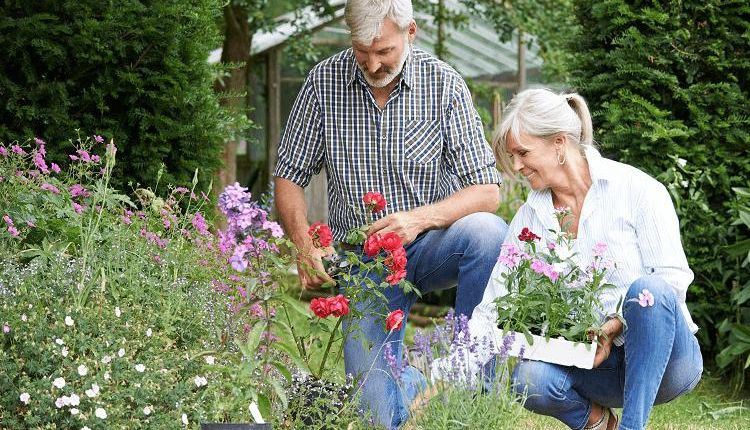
[346,46,415,91]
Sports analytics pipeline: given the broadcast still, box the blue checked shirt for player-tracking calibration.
[274,47,502,241]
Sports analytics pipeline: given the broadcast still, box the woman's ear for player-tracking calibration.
[553,134,567,149]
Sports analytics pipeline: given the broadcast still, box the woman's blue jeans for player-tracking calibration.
[512,276,703,430]
[341,212,507,429]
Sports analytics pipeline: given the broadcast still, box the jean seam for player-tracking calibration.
[414,252,463,287]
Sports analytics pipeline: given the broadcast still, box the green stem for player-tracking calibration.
[283,305,306,362]
[318,316,343,378]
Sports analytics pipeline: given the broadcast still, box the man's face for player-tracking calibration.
[352,18,415,88]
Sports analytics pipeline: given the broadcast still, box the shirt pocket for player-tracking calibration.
[403,119,442,164]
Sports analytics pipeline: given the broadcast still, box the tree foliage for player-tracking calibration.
[569,0,750,375]
[0,0,228,191]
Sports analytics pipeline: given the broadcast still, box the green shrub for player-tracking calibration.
[569,0,750,366]
[0,0,227,191]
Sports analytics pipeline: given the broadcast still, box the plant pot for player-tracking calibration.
[200,424,271,430]
[499,328,597,369]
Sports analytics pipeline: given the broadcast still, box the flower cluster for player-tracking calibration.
[308,222,333,248]
[364,231,407,285]
[309,294,350,318]
[494,210,616,342]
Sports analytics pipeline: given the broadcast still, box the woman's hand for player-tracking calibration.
[588,318,623,368]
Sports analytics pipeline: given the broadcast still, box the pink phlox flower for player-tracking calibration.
[3,215,13,226]
[7,226,19,237]
[51,163,61,174]
[638,289,655,307]
[530,259,547,274]
[41,183,61,194]
[498,243,523,268]
[218,182,251,214]
[94,135,104,143]
[0,146,8,156]
[33,154,49,174]
[263,220,284,238]
[217,230,235,254]
[76,149,91,162]
[72,203,84,214]
[174,187,189,194]
[11,144,26,155]
[34,137,45,145]
[69,184,91,198]
[191,212,211,236]
[229,252,248,273]
[91,155,100,163]
[543,265,560,282]
[69,154,78,161]
[593,242,608,256]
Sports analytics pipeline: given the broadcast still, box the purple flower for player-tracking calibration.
[51,163,61,174]
[34,153,49,174]
[498,243,524,268]
[0,146,7,156]
[174,187,189,194]
[2,323,9,334]
[7,226,19,237]
[91,155,100,163]
[383,341,404,381]
[229,253,248,273]
[72,203,84,214]
[191,212,210,236]
[76,149,91,162]
[263,220,283,238]
[34,137,45,145]
[94,135,104,143]
[531,259,547,274]
[41,183,61,194]
[69,184,91,198]
[547,242,556,250]
[69,154,78,161]
[218,182,251,214]
[3,215,13,226]
[11,144,25,155]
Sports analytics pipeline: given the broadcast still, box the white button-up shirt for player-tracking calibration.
[439,147,698,379]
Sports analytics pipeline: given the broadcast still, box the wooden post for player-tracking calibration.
[267,48,281,186]
[517,30,526,92]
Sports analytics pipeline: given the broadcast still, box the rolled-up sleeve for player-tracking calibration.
[273,74,325,188]
[442,77,502,188]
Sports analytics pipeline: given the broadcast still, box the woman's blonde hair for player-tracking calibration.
[492,88,594,176]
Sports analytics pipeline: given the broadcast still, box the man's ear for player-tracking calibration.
[407,21,417,43]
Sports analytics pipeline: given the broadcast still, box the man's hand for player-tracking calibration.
[297,244,336,289]
[367,211,426,245]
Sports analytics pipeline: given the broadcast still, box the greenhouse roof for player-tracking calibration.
[209,0,542,79]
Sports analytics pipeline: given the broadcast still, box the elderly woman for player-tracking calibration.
[437,88,703,430]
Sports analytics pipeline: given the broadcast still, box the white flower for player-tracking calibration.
[62,347,69,357]
[143,405,152,415]
[78,364,88,376]
[85,383,100,398]
[69,393,80,406]
[118,348,125,357]
[181,413,188,425]
[204,355,215,365]
[146,328,152,337]
[21,314,27,321]
[193,375,207,387]
[55,397,66,408]
[95,407,107,419]
[677,158,687,167]
[53,377,66,389]
[55,338,64,345]
[681,180,689,188]
[101,355,112,364]
[135,363,146,373]
[64,316,74,327]
[70,408,79,415]
[19,392,30,404]
[115,307,121,317]
[82,427,92,430]
[104,372,111,380]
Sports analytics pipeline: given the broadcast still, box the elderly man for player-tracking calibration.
[273,0,507,427]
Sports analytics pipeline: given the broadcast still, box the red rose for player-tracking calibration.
[379,232,402,252]
[328,294,350,317]
[364,233,382,257]
[518,227,541,242]
[308,222,333,248]
[310,297,331,318]
[385,268,407,285]
[385,247,407,272]
[363,191,386,213]
[385,309,405,331]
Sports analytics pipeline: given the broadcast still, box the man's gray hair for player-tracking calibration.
[345,0,414,45]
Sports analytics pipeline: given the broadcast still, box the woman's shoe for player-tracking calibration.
[584,406,618,430]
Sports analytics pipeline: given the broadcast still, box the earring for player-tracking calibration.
[556,147,567,165]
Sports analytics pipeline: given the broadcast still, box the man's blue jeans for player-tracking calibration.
[512,276,703,430]
[341,212,507,429]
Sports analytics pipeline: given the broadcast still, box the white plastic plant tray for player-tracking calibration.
[498,328,597,369]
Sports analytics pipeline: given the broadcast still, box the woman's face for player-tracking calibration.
[505,132,563,191]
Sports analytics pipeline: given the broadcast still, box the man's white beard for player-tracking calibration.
[359,37,411,88]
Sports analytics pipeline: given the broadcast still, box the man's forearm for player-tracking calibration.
[274,177,313,247]
[411,184,501,231]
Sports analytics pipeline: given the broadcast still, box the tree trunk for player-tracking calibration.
[214,4,251,192]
